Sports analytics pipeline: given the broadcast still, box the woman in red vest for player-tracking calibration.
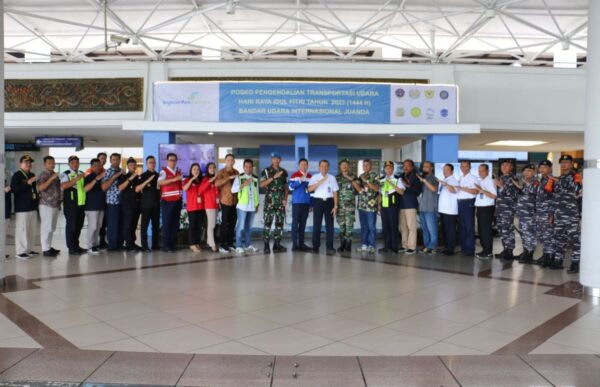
[199,162,219,252]
[157,153,183,252]
[184,163,204,252]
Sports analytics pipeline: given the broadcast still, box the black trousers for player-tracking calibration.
[381,205,400,251]
[161,200,181,250]
[220,204,237,249]
[140,206,160,250]
[291,203,310,248]
[312,198,334,250]
[121,203,140,248]
[440,213,457,253]
[188,210,206,246]
[458,199,476,255]
[476,205,495,254]
[64,204,85,251]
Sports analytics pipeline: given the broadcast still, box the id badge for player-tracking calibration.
[197,196,202,204]
[347,183,351,190]
[32,192,37,200]
[327,186,332,194]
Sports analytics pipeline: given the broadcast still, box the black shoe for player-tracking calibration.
[292,245,298,252]
[98,241,108,250]
[298,244,312,252]
[28,251,39,255]
[442,250,455,256]
[68,249,81,255]
[107,247,122,252]
[143,248,152,253]
[263,239,271,254]
[463,252,475,257]
[476,251,493,260]
[405,249,415,255]
[345,241,352,252]
[378,248,389,253]
[49,247,61,254]
[502,249,514,261]
[76,247,87,254]
[537,253,554,268]
[326,248,336,255]
[42,250,57,257]
[312,247,319,253]
[273,241,287,253]
[337,239,346,253]
[549,259,564,270]
[397,248,407,253]
[16,253,30,260]
[518,250,534,264]
[90,247,100,254]
[567,261,580,274]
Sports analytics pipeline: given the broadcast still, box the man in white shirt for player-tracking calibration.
[437,164,459,256]
[456,160,478,256]
[231,159,260,254]
[308,160,339,255]
[474,164,497,259]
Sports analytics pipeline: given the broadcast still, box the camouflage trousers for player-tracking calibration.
[536,210,554,255]
[517,212,537,252]
[337,205,356,240]
[553,212,581,262]
[496,201,516,250]
[263,203,285,241]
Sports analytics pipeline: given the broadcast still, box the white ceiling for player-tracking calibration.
[4,0,588,65]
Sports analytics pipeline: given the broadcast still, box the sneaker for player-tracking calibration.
[475,252,493,260]
[356,245,368,252]
[16,253,30,260]
[219,247,230,254]
[42,250,57,257]
[405,249,415,255]
[90,247,100,254]
[422,248,430,254]
[28,251,39,255]
[245,245,259,253]
[397,248,407,253]
[368,246,376,254]
[326,248,336,255]
[235,247,245,254]
[228,246,236,253]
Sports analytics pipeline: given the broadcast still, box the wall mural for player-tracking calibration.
[5,78,144,112]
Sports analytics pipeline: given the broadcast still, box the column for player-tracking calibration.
[143,131,175,168]
[425,134,459,163]
[0,0,5,282]
[580,0,600,287]
[294,134,308,163]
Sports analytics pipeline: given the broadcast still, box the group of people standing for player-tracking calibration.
[8,151,583,274]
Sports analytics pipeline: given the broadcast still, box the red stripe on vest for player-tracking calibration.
[160,167,182,201]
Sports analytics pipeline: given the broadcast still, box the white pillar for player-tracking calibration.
[580,0,600,287]
[0,0,5,283]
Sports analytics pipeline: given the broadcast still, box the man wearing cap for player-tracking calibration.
[102,153,124,251]
[551,155,583,273]
[11,155,39,259]
[335,159,360,252]
[513,164,539,264]
[356,159,380,254]
[534,160,557,267]
[495,160,519,260]
[308,160,339,255]
[60,155,87,255]
[378,161,404,254]
[289,158,312,252]
[37,155,62,257]
[119,157,142,251]
[260,152,289,254]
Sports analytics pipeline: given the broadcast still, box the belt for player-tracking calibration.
[458,198,475,201]
[314,197,333,201]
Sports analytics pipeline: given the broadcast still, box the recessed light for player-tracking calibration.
[208,132,214,136]
[389,134,395,137]
[486,140,547,147]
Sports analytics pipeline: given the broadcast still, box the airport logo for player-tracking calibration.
[395,88,405,98]
[395,107,405,117]
[424,90,435,99]
[440,108,449,118]
[439,90,449,100]
[426,108,435,119]
[409,89,420,99]
[411,107,421,118]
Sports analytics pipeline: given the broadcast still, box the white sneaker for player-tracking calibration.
[245,245,258,253]
[228,246,236,252]
[235,247,245,254]
[356,245,368,252]
[368,246,376,254]
[219,247,229,254]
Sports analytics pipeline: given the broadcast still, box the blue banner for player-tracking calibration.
[219,82,390,124]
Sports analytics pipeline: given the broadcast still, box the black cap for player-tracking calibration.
[20,154,34,163]
[68,155,79,162]
[384,160,394,168]
[127,157,137,165]
[538,160,552,167]
[522,164,536,171]
[559,154,574,162]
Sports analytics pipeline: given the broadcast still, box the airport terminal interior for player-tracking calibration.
[0,0,599,386]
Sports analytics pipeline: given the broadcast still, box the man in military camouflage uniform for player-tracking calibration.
[515,164,539,264]
[551,154,582,273]
[356,159,380,253]
[336,159,360,252]
[534,160,556,267]
[495,160,518,260]
[260,152,289,253]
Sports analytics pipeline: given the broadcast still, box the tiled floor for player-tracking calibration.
[0,221,598,385]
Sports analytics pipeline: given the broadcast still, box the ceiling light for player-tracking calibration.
[208,132,214,136]
[389,134,395,137]
[561,40,570,51]
[486,140,547,147]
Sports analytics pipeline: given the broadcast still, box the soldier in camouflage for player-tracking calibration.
[551,154,582,273]
[495,160,518,260]
[260,152,289,254]
[514,164,539,264]
[534,160,556,267]
[336,159,361,252]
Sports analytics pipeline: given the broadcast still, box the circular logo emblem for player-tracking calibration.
[395,88,405,98]
[410,107,421,118]
[426,108,435,119]
[440,109,449,118]
[395,107,405,117]
[440,90,449,100]
[424,90,435,99]
[409,89,420,99]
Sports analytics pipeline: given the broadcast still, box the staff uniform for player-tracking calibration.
[103,167,124,250]
[215,168,239,251]
[139,170,160,251]
[310,173,339,252]
[399,171,422,252]
[289,171,312,250]
[457,172,477,255]
[475,175,497,256]
[84,172,106,251]
[438,175,459,255]
[158,166,183,252]
[199,176,220,250]
[184,176,206,247]
[37,170,62,254]
[232,173,260,249]
[379,175,404,253]
[11,169,38,256]
[61,168,86,254]
[419,173,439,252]
[121,172,141,250]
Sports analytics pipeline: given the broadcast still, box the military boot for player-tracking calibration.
[345,240,352,252]
[549,257,564,270]
[263,239,271,254]
[337,239,346,253]
[567,261,580,274]
[273,240,287,253]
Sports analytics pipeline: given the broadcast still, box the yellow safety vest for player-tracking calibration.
[68,171,86,206]
[380,177,398,208]
[237,176,259,207]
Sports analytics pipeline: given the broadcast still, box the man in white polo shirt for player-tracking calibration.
[308,160,339,255]
[456,160,478,256]
[438,163,459,256]
[474,164,497,260]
